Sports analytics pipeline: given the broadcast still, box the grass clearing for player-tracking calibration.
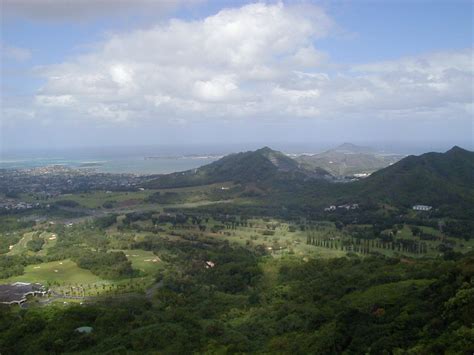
[32,183,237,209]
[1,259,103,285]
[119,249,163,275]
[50,190,158,209]
[7,231,34,255]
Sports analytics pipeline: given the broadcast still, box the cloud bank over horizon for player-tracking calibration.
[1,1,473,149]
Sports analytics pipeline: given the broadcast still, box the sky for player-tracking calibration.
[1,0,473,153]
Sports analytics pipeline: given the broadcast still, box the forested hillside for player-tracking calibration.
[1,248,473,353]
[351,146,474,214]
[146,147,332,189]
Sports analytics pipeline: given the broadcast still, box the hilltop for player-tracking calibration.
[146,147,332,188]
[353,146,474,210]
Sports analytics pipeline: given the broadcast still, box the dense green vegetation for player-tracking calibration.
[1,208,473,353]
[0,146,473,354]
[352,146,474,215]
[146,147,331,189]
[1,247,473,353]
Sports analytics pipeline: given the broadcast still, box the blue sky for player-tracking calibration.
[1,0,473,152]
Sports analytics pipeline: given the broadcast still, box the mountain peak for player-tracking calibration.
[446,145,467,155]
[146,147,332,188]
[255,146,276,154]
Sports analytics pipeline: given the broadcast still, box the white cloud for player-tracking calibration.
[290,46,328,68]
[4,3,473,127]
[109,64,134,87]
[25,2,333,123]
[36,95,76,107]
[193,75,239,102]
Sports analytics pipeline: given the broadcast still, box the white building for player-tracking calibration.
[412,205,432,211]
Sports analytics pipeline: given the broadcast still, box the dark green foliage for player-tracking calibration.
[74,251,134,279]
[146,191,184,204]
[444,220,474,240]
[0,217,35,233]
[54,200,80,208]
[0,232,22,254]
[351,146,474,214]
[26,235,45,252]
[0,254,43,279]
[1,253,472,354]
[93,214,117,229]
[123,211,153,224]
[102,200,115,209]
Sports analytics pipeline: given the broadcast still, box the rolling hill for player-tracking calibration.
[146,147,332,189]
[353,146,474,210]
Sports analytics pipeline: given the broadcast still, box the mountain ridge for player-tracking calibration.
[348,145,474,212]
[146,146,332,189]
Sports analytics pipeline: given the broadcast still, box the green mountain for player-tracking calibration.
[297,143,403,176]
[352,146,474,212]
[243,146,474,220]
[146,147,332,188]
[146,145,473,219]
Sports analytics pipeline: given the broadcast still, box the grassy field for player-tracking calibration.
[21,182,237,209]
[0,257,156,298]
[1,259,103,285]
[50,190,157,208]
[119,249,163,275]
[7,231,34,255]
[223,219,345,258]
[140,217,348,259]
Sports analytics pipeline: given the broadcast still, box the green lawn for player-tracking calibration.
[7,232,34,255]
[50,190,157,208]
[192,218,347,259]
[24,182,237,209]
[1,259,103,285]
[119,249,164,275]
[37,232,58,256]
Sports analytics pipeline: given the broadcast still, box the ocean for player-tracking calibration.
[0,156,220,175]
[0,145,228,175]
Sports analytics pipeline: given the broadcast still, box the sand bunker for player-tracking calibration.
[144,258,161,263]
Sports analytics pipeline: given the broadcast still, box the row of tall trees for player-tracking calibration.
[306,235,429,254]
